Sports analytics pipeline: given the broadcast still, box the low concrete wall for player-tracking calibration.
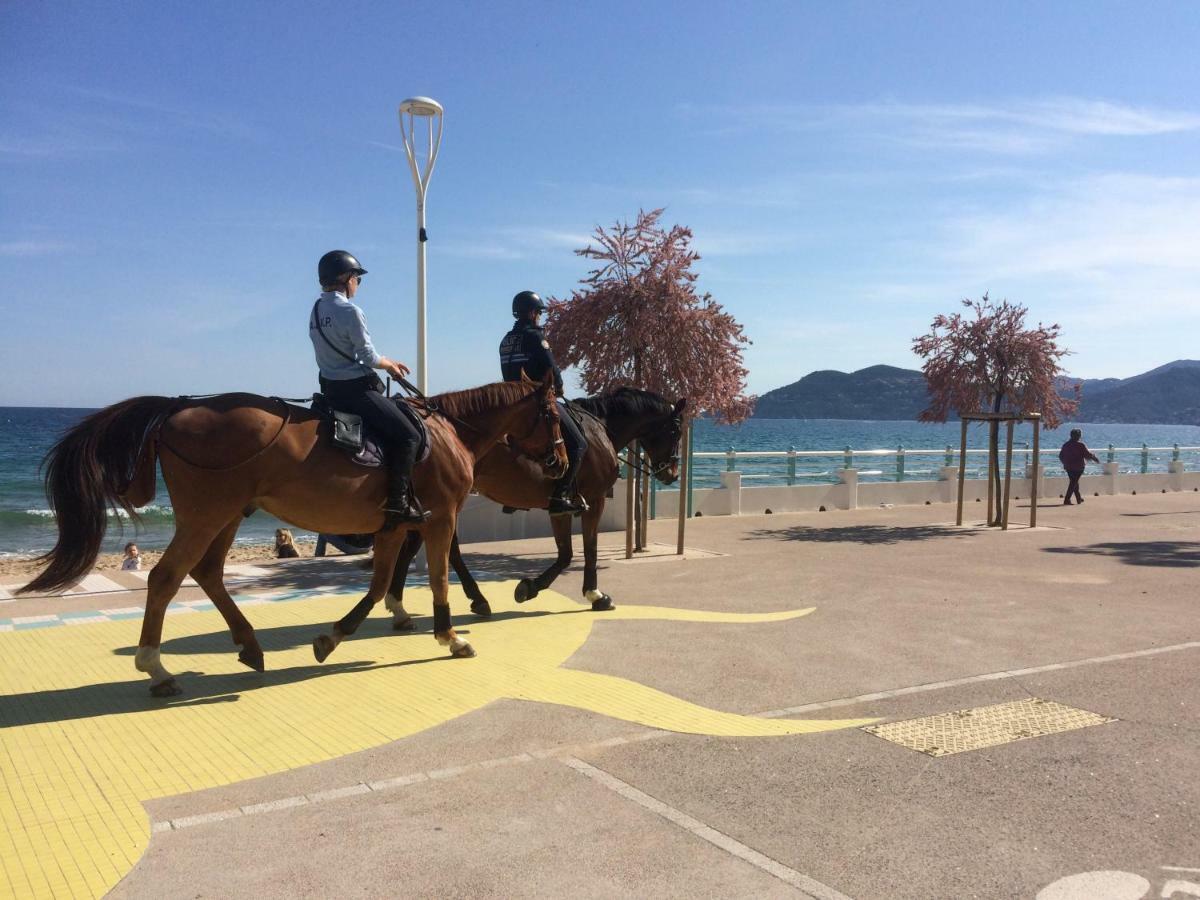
[453,467,1200,542]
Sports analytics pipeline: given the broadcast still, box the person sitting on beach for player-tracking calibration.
[1058,429,1100,506]
[274,528,300,558]
[121,542,141,571]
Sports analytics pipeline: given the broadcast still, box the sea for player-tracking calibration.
[3,406,1199,557]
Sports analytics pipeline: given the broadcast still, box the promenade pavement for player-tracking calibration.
[1,492,1197,899]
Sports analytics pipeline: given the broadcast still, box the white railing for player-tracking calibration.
[671,445,1200,489]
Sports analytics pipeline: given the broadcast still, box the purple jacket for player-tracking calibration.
[1059,439,1099,472]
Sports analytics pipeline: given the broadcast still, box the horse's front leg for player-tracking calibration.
[427,521,475,658]
[449,532,491,617]
[314,528,407,662]
[384,530,424,631]
[580,501,614,611]
[515,511,573,603]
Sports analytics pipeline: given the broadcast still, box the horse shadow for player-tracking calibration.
[222,549,562,593]
[110,606,584,658]
[0,655,450,729]
[1042,541,1200,568]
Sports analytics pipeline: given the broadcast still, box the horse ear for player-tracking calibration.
[519,368,533,385]
[674,398,687,414]
[541,370,555,391]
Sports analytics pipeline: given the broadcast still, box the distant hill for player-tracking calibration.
[753,365,930,419]
[754,360,1200,424]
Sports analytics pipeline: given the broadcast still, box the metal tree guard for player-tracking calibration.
[398,96,444,394]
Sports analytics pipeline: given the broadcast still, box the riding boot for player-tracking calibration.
[548,477,584,517]
[384,467,430,527]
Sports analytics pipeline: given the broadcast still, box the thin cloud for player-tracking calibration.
[0,240,73,257]
[682,97,1200,155]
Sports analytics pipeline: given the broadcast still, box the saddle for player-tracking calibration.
[310,393,431,469]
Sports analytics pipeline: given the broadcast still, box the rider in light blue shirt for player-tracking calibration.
[309,250,428,526]
[309,291,383,379]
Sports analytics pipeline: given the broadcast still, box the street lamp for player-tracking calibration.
[398,96,444,394]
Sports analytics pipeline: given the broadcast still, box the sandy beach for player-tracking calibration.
[0,538,320,581]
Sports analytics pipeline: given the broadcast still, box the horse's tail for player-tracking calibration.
[19,396,177,595]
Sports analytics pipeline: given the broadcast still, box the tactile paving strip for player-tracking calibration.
[0,585,870,898]
[863,697,1116,757]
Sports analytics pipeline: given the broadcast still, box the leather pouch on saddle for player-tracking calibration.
[311,394,367,452]
[310,393,429,469]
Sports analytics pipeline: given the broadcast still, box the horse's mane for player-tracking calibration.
[571,386,673,420]
[429,380,536,420]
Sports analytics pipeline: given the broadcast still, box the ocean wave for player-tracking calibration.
[2,505,175,523]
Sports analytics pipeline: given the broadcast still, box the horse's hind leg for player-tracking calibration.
[136,520,230,696]
[190,516,265,672]
[580,502,613,611]
[515,512,573,604]
[449,533,491,617]
[384,531,423,631]
[314,528,407,662]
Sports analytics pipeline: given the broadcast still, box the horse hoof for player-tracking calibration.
[591,594,615,612]
[150,678,182,698]
[238,647,265,672]
[470,599,493,618]
[392,616,416,632]
[451,642,477,659]
[313,635,335,663]
[514,578,539,603]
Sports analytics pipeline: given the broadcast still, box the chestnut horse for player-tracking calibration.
[20,375,566,695]
[382,387,686,628]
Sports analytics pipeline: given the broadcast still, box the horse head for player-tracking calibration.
[641,397,687,485]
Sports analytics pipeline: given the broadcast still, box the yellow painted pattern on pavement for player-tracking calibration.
[0,583,872,897]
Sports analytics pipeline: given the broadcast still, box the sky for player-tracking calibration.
[2,1,1199,407]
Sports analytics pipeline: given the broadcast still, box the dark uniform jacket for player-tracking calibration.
[499,322,564,396]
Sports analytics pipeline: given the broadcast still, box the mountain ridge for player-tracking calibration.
[753,360,1200,424]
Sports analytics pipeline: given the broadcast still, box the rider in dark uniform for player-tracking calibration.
[500,290,586,516]
[309,250,429,526]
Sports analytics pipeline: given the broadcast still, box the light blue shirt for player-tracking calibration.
[309,291,382,380]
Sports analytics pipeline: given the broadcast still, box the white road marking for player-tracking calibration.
[758,641,1200,718]
[564,757,853,900]
[65,573,127,594]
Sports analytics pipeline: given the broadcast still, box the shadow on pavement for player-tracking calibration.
[231,550,559,593]
[1043,540,1200,568]
[109,607,576,658]
[745,524,980,545]
[0,656,450,729]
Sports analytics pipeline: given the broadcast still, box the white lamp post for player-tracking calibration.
[398,96,444,394]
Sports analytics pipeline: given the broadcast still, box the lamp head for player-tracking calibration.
[400,97,444,117]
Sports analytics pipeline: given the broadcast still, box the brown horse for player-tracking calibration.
[382,387,686,628]
[20,375,567,695]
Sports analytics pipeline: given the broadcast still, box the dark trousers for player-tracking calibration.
[557,400,586,487]
[1065,469,1084,502]
[321,376,421,472]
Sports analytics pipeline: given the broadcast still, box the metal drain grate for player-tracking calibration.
[863,697,1116,757]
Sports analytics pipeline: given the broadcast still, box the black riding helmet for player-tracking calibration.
[512,290,546,318]
[319,250,367,286]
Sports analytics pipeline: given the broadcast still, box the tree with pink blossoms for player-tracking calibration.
[546,208,754,424]
[913,294,1078,525]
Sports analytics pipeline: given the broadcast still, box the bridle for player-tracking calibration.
[506,387,566,472]
[619,412,683,481]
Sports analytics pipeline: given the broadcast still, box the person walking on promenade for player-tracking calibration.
[1059,428,1100,505]
[309,250,429,526]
